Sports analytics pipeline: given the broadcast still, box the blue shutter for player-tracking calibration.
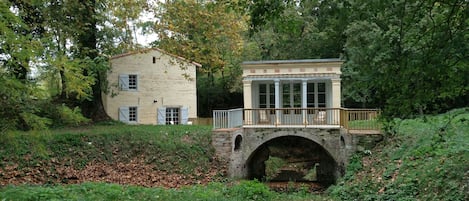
[181,107,189,125]
[119,107,129,123]
[157,107,166,125]
[119,74,129,90]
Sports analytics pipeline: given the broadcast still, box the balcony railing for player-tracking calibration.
[244,108,341,127]
[213,108,243,129]
[213,108,381,131]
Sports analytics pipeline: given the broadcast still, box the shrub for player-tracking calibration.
[231,180,274,200]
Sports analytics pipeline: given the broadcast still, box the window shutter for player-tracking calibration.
[119,107,129,123]
[157,107,166,125]
[181,107,189,125]
[119,74,129,90]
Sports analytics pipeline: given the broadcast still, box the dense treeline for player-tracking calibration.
[1,0,467,130]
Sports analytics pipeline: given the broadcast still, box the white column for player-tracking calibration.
[274,79,280,125]
[302,79,307,108]
[243,79,253,125]
[331,78,341,124]
[302,79,308,125]
[274,79,280,108]
[331,78,341,108]
[243,79,253,109]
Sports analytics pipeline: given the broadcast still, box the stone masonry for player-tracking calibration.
[212,127,382,183]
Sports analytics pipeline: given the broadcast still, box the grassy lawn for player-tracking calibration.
[0,181,330,201]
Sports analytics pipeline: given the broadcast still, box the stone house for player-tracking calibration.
[102,48,200,125]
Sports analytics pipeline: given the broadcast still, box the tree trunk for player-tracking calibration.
[76,0,110,121]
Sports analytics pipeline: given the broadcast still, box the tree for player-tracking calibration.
[343,0,469,118]
[40,0,148,120]
[0,1,50,131]
[0,0,151,130]
[152,0,248,116]
[247,0,349,60]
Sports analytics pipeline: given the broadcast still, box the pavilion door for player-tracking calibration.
[282,82,302,124]
[258,83,275,124]
[307,82,327,124]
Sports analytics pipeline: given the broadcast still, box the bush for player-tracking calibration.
[41,104,90,128]
[231,180,274,200]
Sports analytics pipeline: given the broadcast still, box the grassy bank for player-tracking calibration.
[329,108,469,200]
[0,124,223,186]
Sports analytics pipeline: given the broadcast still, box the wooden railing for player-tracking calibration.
[213,108,381,131]
[340,108,381,130]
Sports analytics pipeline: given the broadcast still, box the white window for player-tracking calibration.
[259,83,275,109]
[118,74,138,90]
[282,82,302,108]
[119,106,138,123]
[157,107,189,125]
[166,108,179,125]
[307,82,326,108]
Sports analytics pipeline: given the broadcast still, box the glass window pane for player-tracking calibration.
[307,83,315,93]
[307,94,315,105]
[270,94,275,105]
[318,83,325,92]
[259,84,266,93]
[259,95,267,104]
[318,94,326,104]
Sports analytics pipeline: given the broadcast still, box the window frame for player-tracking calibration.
[119,74,138,91]
[165,107,180,125]
[307,82,326,108]
[128,74,138,90]
[128,106,137,122]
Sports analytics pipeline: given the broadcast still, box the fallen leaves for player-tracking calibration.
[0,157,227,188]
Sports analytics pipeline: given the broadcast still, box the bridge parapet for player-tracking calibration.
[213,108,382,132]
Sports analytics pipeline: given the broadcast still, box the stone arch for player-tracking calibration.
[243,129,341,184]
[243,129,340,163]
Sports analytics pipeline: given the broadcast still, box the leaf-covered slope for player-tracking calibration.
[0,125,226,187]
[330,108,469,201]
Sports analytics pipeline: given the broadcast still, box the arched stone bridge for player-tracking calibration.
[212,127,383,184]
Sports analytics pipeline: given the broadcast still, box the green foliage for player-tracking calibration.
[0,76,50,131]
[343,0,469,118]
[230,180,275,200]
[329,108,469,201]
[42,104,90,128]
[19,112,52,131]
[247,0,348,60]
[0,181,327,201]
[342,154,363,180]
[265,156,287,181]
[153,0,247,74]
